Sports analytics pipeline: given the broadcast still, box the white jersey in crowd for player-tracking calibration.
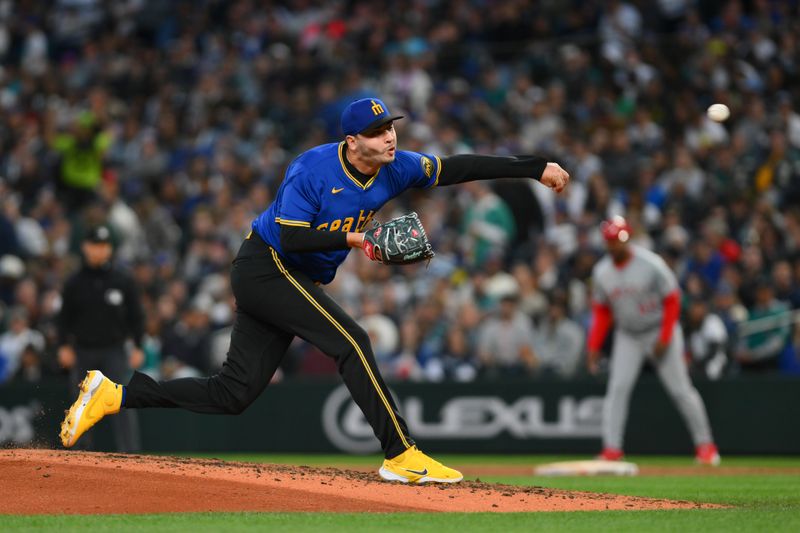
[689,313,729,380]
[591,244,678,333]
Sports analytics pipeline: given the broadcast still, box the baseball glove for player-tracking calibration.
[362,212,435,265]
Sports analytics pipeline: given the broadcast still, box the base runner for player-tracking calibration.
[587,216,720,465]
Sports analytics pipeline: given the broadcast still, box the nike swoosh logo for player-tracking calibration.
[402,468,428,476]
[331,187,344,194]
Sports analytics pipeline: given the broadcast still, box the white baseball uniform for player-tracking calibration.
[591,245,714,450]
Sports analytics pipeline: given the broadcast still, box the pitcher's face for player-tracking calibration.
[351,122,397,165]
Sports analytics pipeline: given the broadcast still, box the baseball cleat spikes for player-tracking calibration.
[60,370,123,448]
[379,446,463,484]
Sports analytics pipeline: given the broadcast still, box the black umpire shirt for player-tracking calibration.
[58,262,144,350]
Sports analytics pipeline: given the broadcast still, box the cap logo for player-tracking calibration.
[341,98,402,136]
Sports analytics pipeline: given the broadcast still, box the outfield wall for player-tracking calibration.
[1,376,798,454]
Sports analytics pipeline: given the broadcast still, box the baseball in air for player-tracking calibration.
[707,103,730,122]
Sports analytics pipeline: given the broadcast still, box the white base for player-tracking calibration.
[534,460,639,477]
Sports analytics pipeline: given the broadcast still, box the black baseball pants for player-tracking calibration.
[125,232,414,458]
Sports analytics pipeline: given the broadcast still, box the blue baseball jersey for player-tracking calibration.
[252,142,441,284]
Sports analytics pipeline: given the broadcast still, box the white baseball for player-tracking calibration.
[707,103,730,122]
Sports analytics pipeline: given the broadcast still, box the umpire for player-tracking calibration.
[57,224,144,452]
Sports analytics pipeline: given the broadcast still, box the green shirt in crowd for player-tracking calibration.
[52,132,112,190]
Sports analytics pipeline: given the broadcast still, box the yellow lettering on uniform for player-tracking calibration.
[362,211,375,230]
[329,219,342,232]
[341,217,354,232]
[370,100,384,115]
[316,222,329,231]
[355,211,375,232]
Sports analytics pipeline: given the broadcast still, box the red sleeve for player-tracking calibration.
[587,302,613,352]
[659,290,680,345]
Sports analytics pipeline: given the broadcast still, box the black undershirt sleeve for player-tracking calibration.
[280,224,350,253]
[280,153,549,251]
[437,154,548,187]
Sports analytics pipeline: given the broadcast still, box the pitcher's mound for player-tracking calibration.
[0,449,718,514]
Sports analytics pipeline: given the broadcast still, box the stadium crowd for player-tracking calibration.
[1,0,799,386]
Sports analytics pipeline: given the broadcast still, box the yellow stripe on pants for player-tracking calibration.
[270,249,411,450]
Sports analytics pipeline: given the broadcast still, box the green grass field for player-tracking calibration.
[6,454,800,532]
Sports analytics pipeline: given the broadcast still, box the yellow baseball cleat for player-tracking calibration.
[60,370,123,448]
[379,446,463,484]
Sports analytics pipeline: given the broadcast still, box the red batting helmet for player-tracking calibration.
[601,216,632,242]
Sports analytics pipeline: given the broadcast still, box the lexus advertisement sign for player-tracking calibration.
[322,384,604,453]
[1,377,798,454]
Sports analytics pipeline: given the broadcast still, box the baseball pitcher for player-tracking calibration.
[60,97,569,483]
[587,216,720,465]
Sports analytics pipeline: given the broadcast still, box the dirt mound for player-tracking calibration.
[0,449,719,514]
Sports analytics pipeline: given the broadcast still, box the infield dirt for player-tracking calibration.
[0,449,721,514]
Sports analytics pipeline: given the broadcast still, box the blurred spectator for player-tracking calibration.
[0,307,45,383]
[772,260,800,309]
[660,146,706,202]
[754,130,800,207]
[519,97,564,154]
[139,314,163,380]
[47,111,113,213]
[2,193,48,258]
[459,181,516,269]
[0,214,20,259]
[358,294,399,367]
[735,280,791,372]
[685,298,729,380]
[17,343,46,383]
[477,293,537,377]
[512,263,549,321]
[160,302,212,379]
[599,0,642,65]
[433,326,478,382]
[413,298,450,379]
[0,255,26,307]
[100,178,148,263]
[532,293,584,379]
[712,281,748,338]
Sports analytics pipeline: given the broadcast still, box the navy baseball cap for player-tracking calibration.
[341,98,404,136]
